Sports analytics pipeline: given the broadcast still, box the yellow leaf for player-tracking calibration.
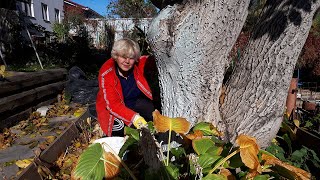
[15,159,33,168]
[236,134,262,174]
[45,135,56,144]
[75,142,81,148]
[186,130,203,140]
[73,108,85,117]
[0,65,5,76]
[153,110,190,134]
[262,153,311,180]
[293,119,300,127]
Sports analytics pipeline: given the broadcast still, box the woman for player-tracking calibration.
[96,38,155,136]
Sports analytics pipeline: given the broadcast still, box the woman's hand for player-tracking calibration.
[133,115,147,129]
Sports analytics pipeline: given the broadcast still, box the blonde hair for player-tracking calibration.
[111,38,141,61]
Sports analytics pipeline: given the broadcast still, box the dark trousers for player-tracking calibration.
[111,97,155,136]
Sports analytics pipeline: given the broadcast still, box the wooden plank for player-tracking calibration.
[0,97,58,131]
[0,108,32,131]
[0,68,67,97]
[0,81,65,116]
[17,110,89,180]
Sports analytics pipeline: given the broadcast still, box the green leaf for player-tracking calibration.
[229,152,244,168]
[266,144,286,161]
[124,126,139,141]
[211,136,225,144]
[203,174,227,180]
[198,154,221,169]
[147,121,155,134]
[74,143,105,180]
[291,148,307,162]
[193,122,219,136]
[271,164,297,180]
[171,147,186,159]
[192,138,215,155]
[253,174,270,180]
[206,146,223,156]
[165,163,180,180]
[282,134,292,154]
[118,136,137,157]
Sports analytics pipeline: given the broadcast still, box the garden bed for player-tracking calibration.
[0,99,88,179]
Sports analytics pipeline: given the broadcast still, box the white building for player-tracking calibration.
[16,0,64,35]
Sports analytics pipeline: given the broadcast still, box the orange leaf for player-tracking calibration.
[153,110,190,134]
[236,134,262,173]
[262,153,311,180]
[220,168,236,180]
[104,152,121,179]
[186,130,203,140]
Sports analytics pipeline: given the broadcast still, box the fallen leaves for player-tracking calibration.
[15,159,33,168]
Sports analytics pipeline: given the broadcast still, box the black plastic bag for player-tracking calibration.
[65,66,98,104]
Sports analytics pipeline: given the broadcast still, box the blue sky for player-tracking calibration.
[72,0,111,16]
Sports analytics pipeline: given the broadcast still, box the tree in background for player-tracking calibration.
[107,0,158,18]
[148,0,320,148]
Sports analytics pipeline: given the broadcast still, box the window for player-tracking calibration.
[23,0,34,17]
[54,9,60,23]
[41,3,49,21]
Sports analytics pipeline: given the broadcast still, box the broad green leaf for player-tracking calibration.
[74,143,105,180]
[124,126,139,141]
[118,136,137,157]
[203,174,227,180]
[253,174,270,180]
[192,138,215,155]
[192,122,221,136]
[165,163,180,180]
[198,154,221,169]
[206,146,223,156]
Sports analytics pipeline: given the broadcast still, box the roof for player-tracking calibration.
[64,0,104,18]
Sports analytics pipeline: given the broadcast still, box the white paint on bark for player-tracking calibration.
[148,0,250,127]
[221,0,320,148]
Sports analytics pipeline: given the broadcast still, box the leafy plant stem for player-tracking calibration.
[208,148,240,174]
[166,121,172,166]
[102,142,138,180]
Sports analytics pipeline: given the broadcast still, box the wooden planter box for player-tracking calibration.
[0,69,67,131]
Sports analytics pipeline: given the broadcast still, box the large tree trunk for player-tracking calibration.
[148,0,320,148]
[221,0,320,148]
[147,0,250,126]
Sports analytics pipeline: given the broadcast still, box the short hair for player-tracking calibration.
[111,38,141,61]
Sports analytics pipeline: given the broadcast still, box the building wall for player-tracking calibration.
[16,0,64,34]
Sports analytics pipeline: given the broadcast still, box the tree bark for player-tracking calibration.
[221,0,320,148]
[147,0,250,126]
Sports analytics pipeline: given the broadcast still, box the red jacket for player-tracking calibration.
[96,56,153,136]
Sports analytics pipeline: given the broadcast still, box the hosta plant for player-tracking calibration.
[74,111,314,180]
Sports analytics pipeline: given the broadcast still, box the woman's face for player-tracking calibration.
[115,56,136,72]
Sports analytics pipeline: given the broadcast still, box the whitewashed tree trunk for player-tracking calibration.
[221,0,320,148]
[147,0,250,127]
[148,0,320,148]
